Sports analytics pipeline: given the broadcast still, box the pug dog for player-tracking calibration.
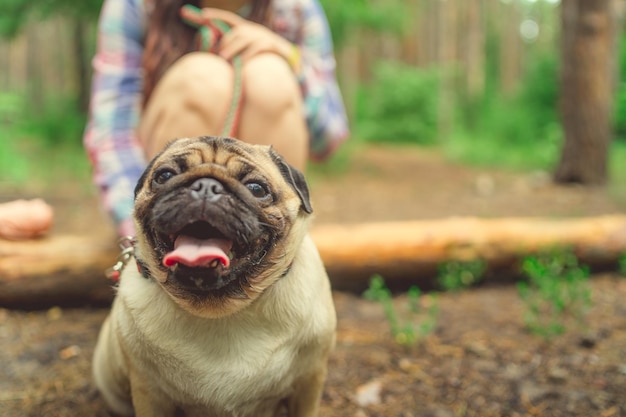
[92,136,336,417]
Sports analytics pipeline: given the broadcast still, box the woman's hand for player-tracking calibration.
[180,6,296,65]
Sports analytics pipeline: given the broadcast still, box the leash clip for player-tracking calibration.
[105,236,136,282]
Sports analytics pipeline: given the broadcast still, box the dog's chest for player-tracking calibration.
[119,292,301,410]
[148,332,296,408]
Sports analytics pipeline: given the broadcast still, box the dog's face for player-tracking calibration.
[132,136,313,318]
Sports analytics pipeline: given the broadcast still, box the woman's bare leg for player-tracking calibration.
[238,53,308,171]
[138,52,233,160]
[138,51,308,170]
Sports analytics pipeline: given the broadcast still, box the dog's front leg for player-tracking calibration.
[129,371,177,417]
[287,367,327,417]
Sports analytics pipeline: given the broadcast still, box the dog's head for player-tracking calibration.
[132,136,313,318]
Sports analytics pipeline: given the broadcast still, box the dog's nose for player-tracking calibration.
[190,178,224,201]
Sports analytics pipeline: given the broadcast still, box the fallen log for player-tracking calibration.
[0,234,119,309]
[312,215,626,291]
[1,216,626,308]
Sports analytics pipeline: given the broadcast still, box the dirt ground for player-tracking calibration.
[2,145,626,417]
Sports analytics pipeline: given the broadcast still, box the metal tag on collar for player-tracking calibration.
[105,236,136,282]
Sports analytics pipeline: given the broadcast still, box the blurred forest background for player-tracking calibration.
[0,0,625,191]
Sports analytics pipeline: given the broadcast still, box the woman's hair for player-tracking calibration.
[142,0,271,106]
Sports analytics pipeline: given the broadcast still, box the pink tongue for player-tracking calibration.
[163,235,233,268]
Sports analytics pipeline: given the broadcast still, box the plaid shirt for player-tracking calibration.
[83,0,349,235]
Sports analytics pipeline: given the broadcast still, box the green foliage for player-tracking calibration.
[517,249,592,338]
[0,92,28,182]
[0,133,90,188]
[0,0,102,38]
[0,91,25,124]
[17,96,87,147]
[445,52,562,171]
[608,140,626,207]
[0,140,30,185]
[0,91,89,186]
[354,51,562,171]
[613,32,626,141]
[615,91,626,141]
[437,259,485,292]
[307,137,360,182]
[356,62,441,145]
[363,275,438,346]
[618,254,626,278]
[319,0,408,49]
[517,54,561,130]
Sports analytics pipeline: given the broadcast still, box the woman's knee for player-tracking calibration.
[156,52,234,107]
[139,52,234,155]
[242,53,302,116]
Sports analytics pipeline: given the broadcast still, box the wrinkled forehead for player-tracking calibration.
[157,136,274,170]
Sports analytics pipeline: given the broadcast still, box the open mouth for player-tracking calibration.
[162,221,234,270]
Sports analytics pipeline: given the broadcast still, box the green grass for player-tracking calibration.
[440,129,626,212]
[442,127,562,172]
[307,136,361,181]
[0,132,91,191]
[610,140,626,179]
[444,130,626,177]
[0,138,31,185]
[0,91,92,191]
[617,252,626,280]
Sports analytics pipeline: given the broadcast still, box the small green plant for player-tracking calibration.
[618,254,626,277]
[437,259,485,291]
[363,274,438,346]
[517,249,592,338]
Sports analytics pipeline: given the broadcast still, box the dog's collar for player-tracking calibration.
[135,258,152,280]
[280,263,293,278]
[106,236,150,282]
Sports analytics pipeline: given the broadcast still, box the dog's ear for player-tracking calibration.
[134,165,151,199]
[270,150,313,214]
[134,157,158,199]
[133,139,179,199]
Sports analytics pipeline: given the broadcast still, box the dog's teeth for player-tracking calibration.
[209,260,219,268]
[228,251,234,260]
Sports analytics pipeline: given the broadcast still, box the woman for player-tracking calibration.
[84,0,349,237]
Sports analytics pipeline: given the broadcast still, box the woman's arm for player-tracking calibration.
[83,0,147,236]
[273,0,350,160]
[179,0,349,160]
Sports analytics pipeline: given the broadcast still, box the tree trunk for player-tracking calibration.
[554,0,614,185]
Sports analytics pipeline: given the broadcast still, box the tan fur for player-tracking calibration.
[93,137,336,417]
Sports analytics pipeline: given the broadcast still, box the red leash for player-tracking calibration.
[182,4,244,137]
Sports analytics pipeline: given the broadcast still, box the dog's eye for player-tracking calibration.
[245,182,269,199]
[154,168,177,185]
